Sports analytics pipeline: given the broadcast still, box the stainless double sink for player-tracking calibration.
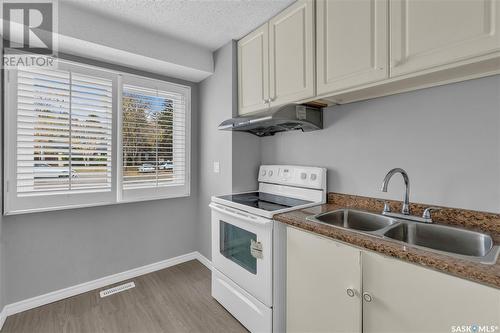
[307,209,500,264]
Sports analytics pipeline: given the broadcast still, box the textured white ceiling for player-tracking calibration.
[61,0,295,51]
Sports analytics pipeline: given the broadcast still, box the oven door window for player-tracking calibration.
[220,221,257,274]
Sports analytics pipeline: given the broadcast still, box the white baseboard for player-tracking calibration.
[0,307,6,331]
[0,251,212,330]
[195,252,212,270]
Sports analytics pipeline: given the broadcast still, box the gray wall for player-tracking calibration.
[0,43,4,309]
[1,4,208,306]
[232,133,261,193]
[0,224,2,309]
[197,41,260,260]
[1,60,200,304]
[3,197,198,303]
[0,37,259,307]
[198,43,235,259]
[262,75,500,213]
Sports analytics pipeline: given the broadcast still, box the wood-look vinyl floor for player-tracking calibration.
[2,260,248,333]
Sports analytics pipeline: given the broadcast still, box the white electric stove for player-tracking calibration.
[210,165,327,332]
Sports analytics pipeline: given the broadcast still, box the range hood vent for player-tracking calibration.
[218,104,323,137]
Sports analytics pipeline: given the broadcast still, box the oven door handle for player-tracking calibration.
[209,203,271,225]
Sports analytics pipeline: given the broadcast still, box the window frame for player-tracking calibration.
[3,58,191,215]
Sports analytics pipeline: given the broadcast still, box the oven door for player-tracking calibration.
[210,202,273,307]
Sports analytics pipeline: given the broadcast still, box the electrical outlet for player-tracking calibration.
[213,161,220,173]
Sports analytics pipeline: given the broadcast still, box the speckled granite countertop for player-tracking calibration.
[274,193,500,289]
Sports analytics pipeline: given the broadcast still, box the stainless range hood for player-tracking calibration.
[218,104,323,137]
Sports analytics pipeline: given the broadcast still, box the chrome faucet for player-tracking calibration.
[381,168,410,215]
[380,168,441,223]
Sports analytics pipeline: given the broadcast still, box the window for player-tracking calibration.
[120,76,190,201]
[4,59,191,214]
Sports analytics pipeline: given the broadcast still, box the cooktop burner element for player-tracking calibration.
[218,192,313,212]
[212,165,326,218]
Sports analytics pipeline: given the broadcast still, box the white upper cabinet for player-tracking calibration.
[269,0,315,107]
[287,227,362,333]
[237,0,315,115]
[238,0,500,109]
[390,0,500,77]
[316,0,389,94]
[238,23,269,115]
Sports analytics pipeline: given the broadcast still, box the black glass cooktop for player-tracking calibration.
[218,192,313,212]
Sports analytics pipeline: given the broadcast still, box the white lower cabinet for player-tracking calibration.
[287,227,362,333]
[286,227,500,333]
[362,251,500,333]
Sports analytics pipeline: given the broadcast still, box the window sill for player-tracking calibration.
[3,191,191,216]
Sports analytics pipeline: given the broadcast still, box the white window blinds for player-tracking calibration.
[16,67,113,196]
[121,81,189,200]
[4,58,191,214]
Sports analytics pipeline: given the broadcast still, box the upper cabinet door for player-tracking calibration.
[238,23,269,115]
[390,0,500,77]
[316,0,389,95]
[269,0,315,107]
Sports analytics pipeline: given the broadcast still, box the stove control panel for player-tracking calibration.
[258,165,326,190]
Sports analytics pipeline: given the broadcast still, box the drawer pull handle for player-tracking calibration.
[346,288,355,297]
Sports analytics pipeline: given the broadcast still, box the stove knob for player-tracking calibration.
[310,173,317,181]
[268,170,273,177]
[261,170,267,176]
[300,172,307,180]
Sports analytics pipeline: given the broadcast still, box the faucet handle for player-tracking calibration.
[422,207,442,220]
[379,200,391,214]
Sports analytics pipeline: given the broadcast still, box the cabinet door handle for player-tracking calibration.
[362,292,373,302]
[346,288,355,297]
